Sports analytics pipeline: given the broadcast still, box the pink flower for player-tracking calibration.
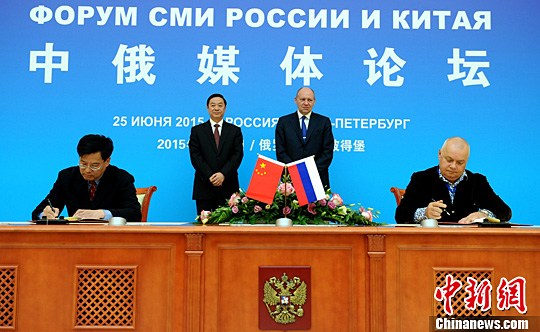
[228,193,241,207]
[307,203,317,215]
[278,183,295,196]
[318,199,327,206]
[361,210,373,222]
[282,206,291,216]
[199,210,211,224]
[254,205,262,213]
[328,201,336,210]
[331,194,343,206]
[241,196,249,204]
[232,206,239,214]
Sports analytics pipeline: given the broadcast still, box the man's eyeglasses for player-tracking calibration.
[78,163,103,171]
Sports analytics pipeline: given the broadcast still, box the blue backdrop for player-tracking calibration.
[1,1,539,224]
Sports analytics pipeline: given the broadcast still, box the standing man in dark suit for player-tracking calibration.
[32,134,142,222]
[189,93,244,214]
[275,87,334,189]
[395,137,512,224]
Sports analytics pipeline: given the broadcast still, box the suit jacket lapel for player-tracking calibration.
[217,122,228,153]
[304,113,320,144]
[76,176,89,207]
[203,121,219,152]
[289,113,304,144]
[90,170,110,208]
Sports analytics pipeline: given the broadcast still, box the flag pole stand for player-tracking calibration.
[276,217,292,227]
[276,166,292,227]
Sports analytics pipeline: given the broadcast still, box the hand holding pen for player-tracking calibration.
[43,198,59,219]
[427,199,450,220]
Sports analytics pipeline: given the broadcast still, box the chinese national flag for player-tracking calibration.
[246,155,285,204]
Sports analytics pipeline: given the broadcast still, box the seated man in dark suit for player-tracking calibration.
[32,134,141,222]
[275,87,334,189]
[395,137,511,224]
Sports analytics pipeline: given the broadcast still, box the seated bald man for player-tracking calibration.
[395,137,511,224]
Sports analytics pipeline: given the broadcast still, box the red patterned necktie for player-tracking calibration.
[89,181,97,201]
[214,124,220,147]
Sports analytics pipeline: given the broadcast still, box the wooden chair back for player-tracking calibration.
[390,187,406,206]
[136,186,158,222]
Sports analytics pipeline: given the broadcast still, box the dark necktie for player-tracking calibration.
[89,181,97,201]
[214,124,220,147]
[301,116,307,142]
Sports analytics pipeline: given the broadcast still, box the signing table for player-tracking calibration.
[0,223,538,331]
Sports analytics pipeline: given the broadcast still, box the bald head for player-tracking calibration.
[441,137,470,157]
[438,137,470,183]
[294,87,316,115]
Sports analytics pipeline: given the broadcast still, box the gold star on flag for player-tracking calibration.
[256,162,268,176]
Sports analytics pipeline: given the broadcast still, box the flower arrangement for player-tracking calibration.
[197,179,380,226]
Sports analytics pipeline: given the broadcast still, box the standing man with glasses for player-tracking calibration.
[275,87,334,189]
[189,93,244,215]
[32,134,141,222]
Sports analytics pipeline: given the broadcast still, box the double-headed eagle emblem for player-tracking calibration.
[263,273,307,324]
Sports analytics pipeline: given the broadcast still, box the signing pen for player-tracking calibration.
[47,199,56,216]
[431,198,450,216]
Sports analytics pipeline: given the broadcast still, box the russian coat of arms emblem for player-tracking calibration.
[263,273,307,324]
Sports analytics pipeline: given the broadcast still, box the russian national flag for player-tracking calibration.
[287,156,326,206]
